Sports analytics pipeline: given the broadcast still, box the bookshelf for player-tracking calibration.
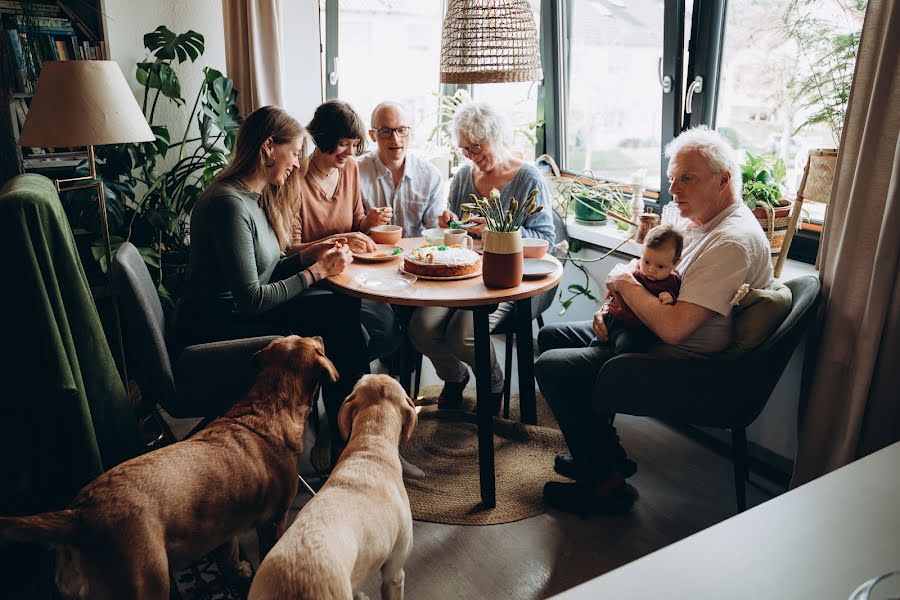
[1,0,106,178]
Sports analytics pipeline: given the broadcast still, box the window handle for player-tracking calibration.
[658,57,672,94]
[329,57,339,86]
[684,76,703,114]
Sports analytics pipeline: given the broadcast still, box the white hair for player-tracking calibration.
[664,125,742,200]
[450,101,513,161]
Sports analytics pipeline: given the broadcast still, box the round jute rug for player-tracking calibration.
[400,385,567,526]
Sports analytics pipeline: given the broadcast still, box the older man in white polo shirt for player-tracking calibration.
[357,101,444,238]
[535,126,774,515]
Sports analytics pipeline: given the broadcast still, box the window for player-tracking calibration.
[563,0,666,187]
[327,0,542,162]
[331,0,443,153]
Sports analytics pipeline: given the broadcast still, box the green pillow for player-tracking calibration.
[727,281,793,355]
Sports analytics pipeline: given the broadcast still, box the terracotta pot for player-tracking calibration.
[482,230,523,289]
[752,201,793,268]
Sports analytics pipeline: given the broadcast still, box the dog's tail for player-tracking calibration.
[0,510,79,546]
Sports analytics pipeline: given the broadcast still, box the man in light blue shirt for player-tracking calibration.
[358,101,445,238]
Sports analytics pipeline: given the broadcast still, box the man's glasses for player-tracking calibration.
[372,126,411,139]
[457,140,485,157]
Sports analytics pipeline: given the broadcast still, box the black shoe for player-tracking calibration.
[553,451,638,480]
[542,480,638,516]
[438,372,471,409]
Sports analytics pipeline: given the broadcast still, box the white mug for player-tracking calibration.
[444,229,474,250]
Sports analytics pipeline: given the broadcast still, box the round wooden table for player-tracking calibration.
[326,237,563,508]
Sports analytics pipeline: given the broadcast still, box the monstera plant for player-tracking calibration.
[63,26,240,306]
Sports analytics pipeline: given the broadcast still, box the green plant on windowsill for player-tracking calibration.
[553,173,637,314]
[741,151,790,211]
[61,26,239,309]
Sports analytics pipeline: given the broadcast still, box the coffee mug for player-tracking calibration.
[423,227,450,246]
[444,229,474,250]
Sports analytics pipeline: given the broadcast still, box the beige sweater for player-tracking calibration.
[291,158,366,252]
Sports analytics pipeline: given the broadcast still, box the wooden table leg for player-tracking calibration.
[516,297,537,425]
[472,305,496,508]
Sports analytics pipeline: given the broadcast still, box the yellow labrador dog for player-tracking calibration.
[0,336,337,600]
[249,374,417,600]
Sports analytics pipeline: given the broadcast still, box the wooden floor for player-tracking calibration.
[214,334,785,599]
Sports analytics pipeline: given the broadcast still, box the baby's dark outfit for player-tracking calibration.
[591,267,682,355]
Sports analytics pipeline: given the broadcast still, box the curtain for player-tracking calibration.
[792,0,900,486]
[222,0,285,118]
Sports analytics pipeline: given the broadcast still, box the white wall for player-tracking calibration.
[101,0,226,160]
[101,0,322,143]
[282,0,323,123]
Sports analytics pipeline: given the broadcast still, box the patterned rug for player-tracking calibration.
[400,385,567,526]
[172,553,251,600]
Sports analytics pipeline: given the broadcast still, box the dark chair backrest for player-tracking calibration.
[111,242,176,411]
[736,275,821,423]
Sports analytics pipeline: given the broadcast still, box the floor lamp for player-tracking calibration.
[18,61,155,381]
[775,148,837,278]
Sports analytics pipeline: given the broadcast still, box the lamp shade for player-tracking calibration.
[18,60,154,148]
[440,0,543,84]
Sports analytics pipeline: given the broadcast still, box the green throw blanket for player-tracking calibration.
[0,174,142,514]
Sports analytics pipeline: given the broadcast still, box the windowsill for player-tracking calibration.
[565,214,819,281]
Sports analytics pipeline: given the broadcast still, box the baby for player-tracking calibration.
[592,223,683,354]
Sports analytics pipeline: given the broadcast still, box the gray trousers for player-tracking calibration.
[408,303,513,393]
[534,320,625,479]
[361,299,402,362]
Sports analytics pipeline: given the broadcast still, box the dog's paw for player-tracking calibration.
[236,560,253,580]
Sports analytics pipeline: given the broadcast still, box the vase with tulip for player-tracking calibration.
[461,187,543,288]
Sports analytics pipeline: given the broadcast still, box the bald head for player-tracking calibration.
[369,101,411,164]
[370,101,408,129]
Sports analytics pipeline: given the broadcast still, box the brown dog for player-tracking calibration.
[249,374,417,600]
[0,335,338,600]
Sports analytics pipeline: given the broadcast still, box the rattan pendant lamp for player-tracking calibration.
[440,0,543,84]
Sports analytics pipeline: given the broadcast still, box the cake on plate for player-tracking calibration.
[403,244,482,278]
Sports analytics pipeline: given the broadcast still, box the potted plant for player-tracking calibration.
[461,187,543,288]
[741,151,792,266]
[62,26,239,309]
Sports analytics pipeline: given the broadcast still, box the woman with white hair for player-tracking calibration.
[408,101,555,412]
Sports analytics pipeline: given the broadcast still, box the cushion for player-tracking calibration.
[727,281,793,354]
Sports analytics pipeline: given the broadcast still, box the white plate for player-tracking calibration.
[352,244,404,262]
[354,270,416,290]
[398,265,483,281]
[522,258,556,278]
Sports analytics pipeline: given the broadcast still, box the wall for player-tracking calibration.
[101,0,226,164]
[282,0,322,123]
[101,0,321,145]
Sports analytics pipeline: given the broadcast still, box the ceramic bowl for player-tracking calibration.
[522,238,549,258]
[369,224,403,245]
[423,227,451,246]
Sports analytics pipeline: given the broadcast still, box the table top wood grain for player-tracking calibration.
[325,237,563,307]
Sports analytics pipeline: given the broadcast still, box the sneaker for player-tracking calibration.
[554,451,638,480]
[542,479,638,516]
[438,372,471,409]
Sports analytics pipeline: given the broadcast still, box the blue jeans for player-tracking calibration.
[535,321,626,481]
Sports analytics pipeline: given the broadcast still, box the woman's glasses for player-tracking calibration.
[373,126,411,139]
[457,140,485,157]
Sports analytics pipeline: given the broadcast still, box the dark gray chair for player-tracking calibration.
[592,275,820,512]
[112,242,277,428]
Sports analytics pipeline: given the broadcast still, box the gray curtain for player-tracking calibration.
[792,0,900,486]
[222,0,285,118]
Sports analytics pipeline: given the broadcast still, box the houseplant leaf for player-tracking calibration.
[144,26,204,63]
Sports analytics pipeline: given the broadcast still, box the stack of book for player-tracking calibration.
[1,2,105,94]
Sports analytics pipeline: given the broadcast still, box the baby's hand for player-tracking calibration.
[658,291,675,305]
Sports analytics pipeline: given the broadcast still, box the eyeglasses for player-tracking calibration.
[458,140,485,156]
[372,126,411,139]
